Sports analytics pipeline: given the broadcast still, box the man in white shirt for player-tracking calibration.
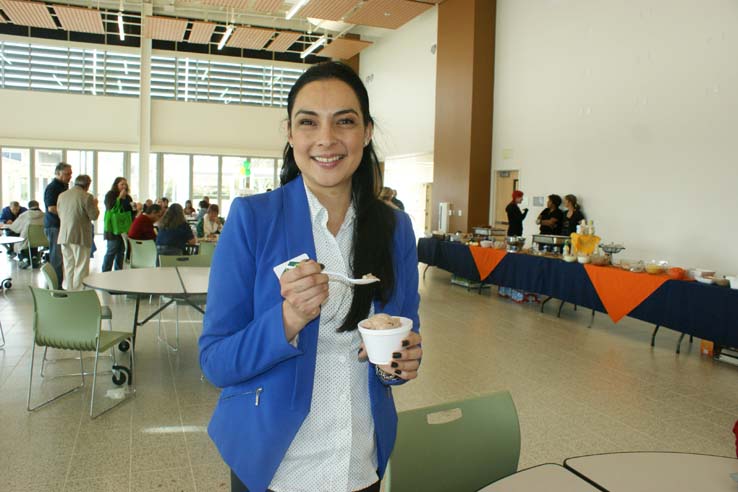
[57,175,100,290]
[9,200,45,267]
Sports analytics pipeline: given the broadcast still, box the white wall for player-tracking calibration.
[151,100,285,156]
[492,0,738,273]
[0,89,286,157]
[359,7,438,159]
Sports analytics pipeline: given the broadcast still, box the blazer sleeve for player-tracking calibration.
[379,212,421,387]
[199,198,301,388]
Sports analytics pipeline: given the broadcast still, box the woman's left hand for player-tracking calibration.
[359,331,422,381]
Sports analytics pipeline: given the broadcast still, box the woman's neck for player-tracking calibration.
[307,182,352,235]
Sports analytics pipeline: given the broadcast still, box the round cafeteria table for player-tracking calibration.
[83,267,209,351]
[477,464,602,491]
[0,236,24,289]
[564,452,738,492]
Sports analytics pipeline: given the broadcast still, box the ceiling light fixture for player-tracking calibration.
[117,13,125,41]
[286,0,310,20]
[218,26,233,50]
[118,1,125,41]
[300,34,326,59]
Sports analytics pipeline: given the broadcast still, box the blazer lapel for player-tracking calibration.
[281,175,320,411]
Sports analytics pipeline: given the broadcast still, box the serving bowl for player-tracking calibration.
[710,276,730,287]
[577,255,591,264]
[645,260,668,275]
[696,276,714,285]
[480,240,494,248]
[590,255,610,266]
[563,255,577,263]
[599,243,625,255]
[688,268,716,280]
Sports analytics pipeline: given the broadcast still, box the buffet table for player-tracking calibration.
[417,238,738,349]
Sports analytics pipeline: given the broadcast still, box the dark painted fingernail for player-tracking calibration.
[319,263,325,270]
[391,362,398,368]
[402,340,410,347]
[394,369,402,375]
[392,352,401,359]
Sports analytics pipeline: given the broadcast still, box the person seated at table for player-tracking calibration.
[183,200,196,217]
[143,199,153,213]
[505,190,528,236]
[9,200,45,267]
[196,199,209,221]
[560,194,585,236]
[197,204,224,238]
[128,204,163,241]
[537,194,563,235]
[1,201,27,241]
[156,203,196,255]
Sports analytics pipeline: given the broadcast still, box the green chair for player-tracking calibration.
[128,238,157,269]
[26,223,49,267]
[27,287,135,418]
[198,241,216,260]
[156,255,209,351]
[385,391,520,492]
[39,263,114,377]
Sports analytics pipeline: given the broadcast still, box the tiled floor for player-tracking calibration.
[0,251,735,491]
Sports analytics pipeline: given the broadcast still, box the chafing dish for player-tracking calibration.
[505,236,526,253]
[532,234,569,246]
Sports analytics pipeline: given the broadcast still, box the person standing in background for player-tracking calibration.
[102,177,135,272]
[537,194,563,235]
[44,162,73,283]
[390,189,405,211]
[57,175,99,290]
[505,190,528,236]
[560,194,585,236]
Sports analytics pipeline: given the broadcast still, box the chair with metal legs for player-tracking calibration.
[27,287,135,418]
[25,224,49,268]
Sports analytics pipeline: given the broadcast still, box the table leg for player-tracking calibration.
[422,264,431,280]
[557,299,565,318]
[676,333,686,354]
[132,295,141,349]
[588,309,595,328]
[540,296,553,313]
[651,325,660,347]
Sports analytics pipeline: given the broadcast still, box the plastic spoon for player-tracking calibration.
[324,271,380,285]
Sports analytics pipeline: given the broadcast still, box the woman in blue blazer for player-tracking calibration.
[199,62,422,492]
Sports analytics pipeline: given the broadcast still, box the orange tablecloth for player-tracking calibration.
[469,246,507,280]
[583,265,669,323]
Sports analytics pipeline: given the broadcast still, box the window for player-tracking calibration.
[193,155,219,206]
[0,41,303,107]
[130,152,159,203]
[33,149,63,205]
[66,150,95,194]
[221,156,250,218]
[162,154,190,205]
[1,148,31,205]
[249,158,277,194]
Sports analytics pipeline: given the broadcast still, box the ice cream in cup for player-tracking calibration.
[358,314,413,365]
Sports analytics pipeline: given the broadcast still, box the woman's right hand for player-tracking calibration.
[280,260,329,339]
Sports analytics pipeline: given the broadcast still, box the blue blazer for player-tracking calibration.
[199,175,420,492]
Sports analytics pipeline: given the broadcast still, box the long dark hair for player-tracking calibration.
[280,61,396,332]
[159,203,186,230]
[565,194,581,211]
[109,177,127,193]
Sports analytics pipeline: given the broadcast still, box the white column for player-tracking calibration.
[138,2,153,199]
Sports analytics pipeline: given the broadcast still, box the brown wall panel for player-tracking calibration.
[432,0,495,232]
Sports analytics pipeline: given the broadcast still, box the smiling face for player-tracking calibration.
[288,79,372,198]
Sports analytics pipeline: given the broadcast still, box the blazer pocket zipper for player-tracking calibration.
[222,387,263,406]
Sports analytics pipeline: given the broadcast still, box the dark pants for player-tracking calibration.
[230,471,380,492]
[44,227,63,283]
[102,235,124,272]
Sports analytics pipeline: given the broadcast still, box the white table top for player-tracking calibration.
[176,267,210,294]
[477,464,601,492]
[0,236,24,245]
[564,452,738,492]
[83,267,209,296]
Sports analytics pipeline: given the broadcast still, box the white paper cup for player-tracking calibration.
[358,316,413,365]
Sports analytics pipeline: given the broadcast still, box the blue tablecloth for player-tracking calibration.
[417,238,738,347]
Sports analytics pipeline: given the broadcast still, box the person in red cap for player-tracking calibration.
[505,190,528,236]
